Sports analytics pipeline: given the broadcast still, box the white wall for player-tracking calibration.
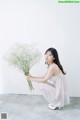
[56,3,80,97]
[0,0,80,96]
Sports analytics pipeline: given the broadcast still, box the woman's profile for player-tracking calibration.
[26,48,70,110]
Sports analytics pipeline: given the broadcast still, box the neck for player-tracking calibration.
[48,62,54,66]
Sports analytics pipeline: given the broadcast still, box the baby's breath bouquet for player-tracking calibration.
[4,43,41,91]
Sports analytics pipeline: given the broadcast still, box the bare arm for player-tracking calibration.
[28,74,44,79]
[26,66,54,83]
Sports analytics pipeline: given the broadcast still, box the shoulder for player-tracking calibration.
[50,63,58,69]
[48,63,57,71]
[49,63,60,72]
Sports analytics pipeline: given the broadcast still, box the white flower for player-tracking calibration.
[4,43,41,91]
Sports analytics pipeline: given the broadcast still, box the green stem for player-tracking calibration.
[25,72,34,91]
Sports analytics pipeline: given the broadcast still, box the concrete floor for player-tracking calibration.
[0,94,80,120]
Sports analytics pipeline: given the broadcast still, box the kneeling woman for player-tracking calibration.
[26,48,70,110]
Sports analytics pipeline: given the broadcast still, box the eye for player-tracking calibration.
[49,54,52,56]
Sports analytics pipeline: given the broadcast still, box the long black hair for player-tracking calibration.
[45,48,66,75]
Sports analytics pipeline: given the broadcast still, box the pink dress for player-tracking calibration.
[38,73,70,107]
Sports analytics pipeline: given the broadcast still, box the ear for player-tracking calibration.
[53,57,55,60]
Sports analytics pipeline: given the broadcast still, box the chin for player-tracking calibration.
[45,61,48,64]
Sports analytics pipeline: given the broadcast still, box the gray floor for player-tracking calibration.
[0,94,80,120]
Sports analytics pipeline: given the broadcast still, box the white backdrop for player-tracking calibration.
[0,0,80,96]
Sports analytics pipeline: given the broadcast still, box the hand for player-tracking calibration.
[26,74,31,80]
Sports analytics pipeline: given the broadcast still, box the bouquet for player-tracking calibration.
[4,43,41,91]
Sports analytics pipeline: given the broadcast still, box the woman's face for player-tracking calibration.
[44,51,55,65]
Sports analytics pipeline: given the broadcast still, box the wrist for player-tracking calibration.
[29,76,31,81]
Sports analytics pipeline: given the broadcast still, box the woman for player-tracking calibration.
[26,48,70,110]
